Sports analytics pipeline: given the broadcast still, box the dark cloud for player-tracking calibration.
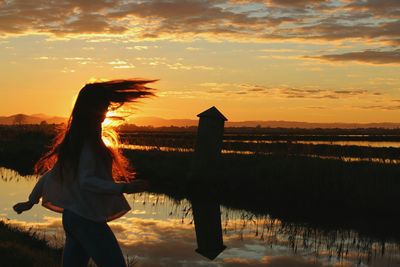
[230,0,331,7]
[0,0,125,35]
[109,0,284,39]
[0,0,399,47]
[358,105,400,111]
[202,83,379,99]
[306,49,400,64]
[53,14,127,35]
[306,106,327,109]
[262,86,371,99]
[267,0,331,7]
[346,0,400,17]
[266,19,400,46]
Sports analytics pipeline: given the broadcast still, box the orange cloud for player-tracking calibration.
[305,49,400,64]
[199,82,383,100]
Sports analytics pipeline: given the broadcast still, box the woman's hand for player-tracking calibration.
[122,180,150,194]
[13,201,34,214]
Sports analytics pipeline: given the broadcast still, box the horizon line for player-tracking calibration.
[2,113,400,125]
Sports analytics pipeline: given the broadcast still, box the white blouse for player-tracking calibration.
[28,142,131,222]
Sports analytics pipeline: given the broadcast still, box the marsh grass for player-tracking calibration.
[0,219,139,267]
[0,125,53,175]
[0,220,62,267]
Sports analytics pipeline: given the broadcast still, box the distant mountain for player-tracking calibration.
[0,114,67,125]
[129,116,400,129]
[2,114,400,129]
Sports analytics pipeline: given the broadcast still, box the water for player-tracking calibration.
[224,140,400,148]
[121,132,400,149]
[120,144,400,164]
[1,167,400,267]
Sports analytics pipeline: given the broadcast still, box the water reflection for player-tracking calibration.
[1,167,400,267]
[191,194,226,260]
[224,140,400,149]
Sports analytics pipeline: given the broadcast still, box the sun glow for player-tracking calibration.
[101,110,125,148]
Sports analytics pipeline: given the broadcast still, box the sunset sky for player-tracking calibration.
[1,0,399,123]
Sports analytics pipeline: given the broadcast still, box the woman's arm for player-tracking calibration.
[78,142,125,194]
[13,170,51,214]
[79,142,150,194]
[28,171,51,204]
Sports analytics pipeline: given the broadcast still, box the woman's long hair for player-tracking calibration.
[34,79,155,182]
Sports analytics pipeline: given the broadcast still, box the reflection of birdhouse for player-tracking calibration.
[195,106,228,166]
[191,196,226,260]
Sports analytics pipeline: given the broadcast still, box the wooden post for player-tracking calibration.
[190,106,227,260]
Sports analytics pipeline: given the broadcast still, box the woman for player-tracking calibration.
[13,79,155,267]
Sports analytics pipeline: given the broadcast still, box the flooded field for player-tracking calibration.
[1,167,400,267]
[2,126,400,266]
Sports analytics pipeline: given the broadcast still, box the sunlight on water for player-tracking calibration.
[1,167,400,267]
[224,140,400,148]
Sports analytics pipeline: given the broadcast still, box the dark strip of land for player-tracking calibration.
[0,220,62,267]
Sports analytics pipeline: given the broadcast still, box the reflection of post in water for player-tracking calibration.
[189,106,227,260]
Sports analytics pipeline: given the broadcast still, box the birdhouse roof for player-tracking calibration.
[197,106,228,121]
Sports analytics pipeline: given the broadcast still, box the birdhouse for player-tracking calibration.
[195,106,228,167]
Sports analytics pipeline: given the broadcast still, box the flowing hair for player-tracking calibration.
[34,79,156,182]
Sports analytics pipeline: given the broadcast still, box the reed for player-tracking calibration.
[0,220,62,267]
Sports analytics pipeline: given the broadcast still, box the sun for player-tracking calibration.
[101,110,125,148]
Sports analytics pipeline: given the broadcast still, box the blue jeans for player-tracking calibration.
[62,209,126,267]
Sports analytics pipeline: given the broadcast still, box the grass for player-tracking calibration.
[121,131,400,162]
[0,220,138,267]
[0,125,53,175]
[0,220,62,267]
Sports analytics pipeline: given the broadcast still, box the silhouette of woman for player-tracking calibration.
[13,79,155,267]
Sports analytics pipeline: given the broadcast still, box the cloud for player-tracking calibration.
[345,0,400,17]
[134,56,216,71]
[222,255,324,267]
[305,49,400,64]
[186,47,203,51]
[126,46,149,51]
[230,0,331,8]
[199,82,382,99]
[64,57,92,61]
[108,60,128,65]
[33,56,58,60]
[108,0,284,41]
[0,0,397,47]
[0,0,127,35]
[268,19,400,45]
[357,105,400,111]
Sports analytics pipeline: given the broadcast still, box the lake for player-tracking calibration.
[1,167,400,267]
